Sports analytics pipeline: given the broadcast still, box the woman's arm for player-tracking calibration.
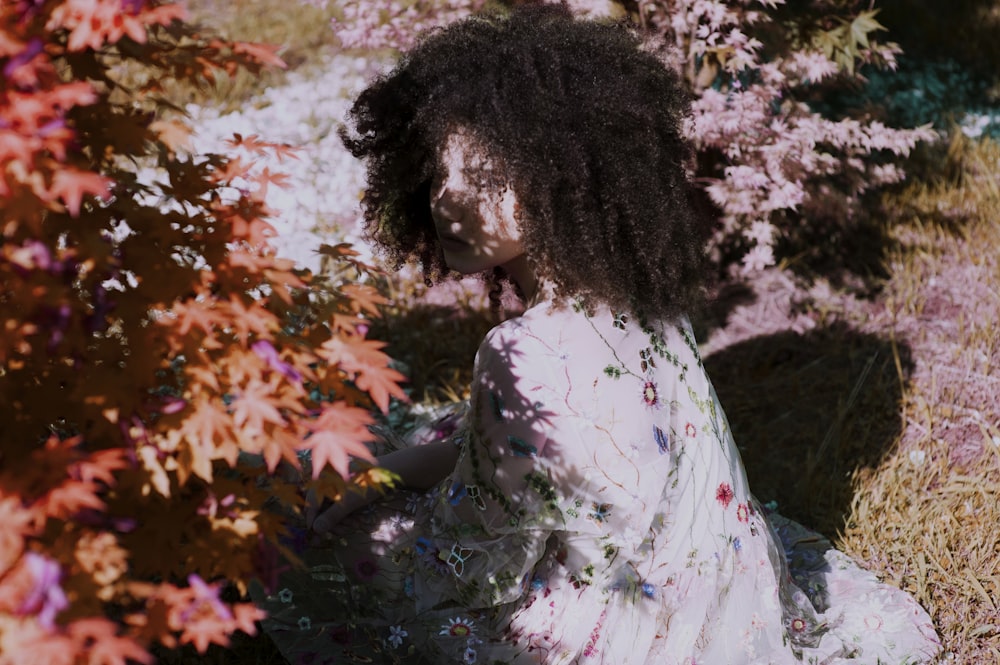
[310,440,459,533]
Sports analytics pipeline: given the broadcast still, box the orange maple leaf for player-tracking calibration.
[76,448,129,486]
[339,283,388,317]
[230,378,287,434]
[138,2,188,27]
[0,618,76,665]
[48,168,112,217]
[227,213,278,247]
[258,427,302,474]
[0,28,24,58]
[149,118,193,155]
[305,402,375,479]
[179,613,232,653]
[231,41,287,69]
[0,494,40,575]
[319,335,408,413]
[40,478,106,518]
[251,166,292,202]
[182,396,234,453]
[169,298,223,347]
[230,602,265,635]
[224,134,299,163]
[224,295,278,344]
[68,618,154,665]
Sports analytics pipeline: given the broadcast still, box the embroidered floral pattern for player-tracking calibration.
[716,482,735,509]
[441,617,475,638]
[254,303,940,665]
[642,381,658,407]
[388,625,408,648]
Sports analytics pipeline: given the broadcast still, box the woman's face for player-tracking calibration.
[429,132,525,276]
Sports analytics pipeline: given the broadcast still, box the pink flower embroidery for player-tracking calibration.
[715,482,734,509]
[736,503,749,523]
[685,422,697,437]
[642,381,658,407]
[354,556,379,582]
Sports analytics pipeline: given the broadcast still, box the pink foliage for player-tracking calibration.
[641,0,934,272]
[307,0,487,51]
[319,0,936,272]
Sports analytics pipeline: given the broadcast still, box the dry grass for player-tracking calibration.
[163,3,1000,663]
[171,0,343,111]
[839,136,1000,662]
[679,135,1000,663]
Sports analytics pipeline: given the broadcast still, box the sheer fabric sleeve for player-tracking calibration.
[417,320,582,610]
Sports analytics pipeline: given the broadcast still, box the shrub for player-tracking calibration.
[0,1,404,662]
[321,0,936,275]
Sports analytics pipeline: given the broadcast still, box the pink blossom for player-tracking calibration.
[741,244,775,273]
[16,552,69,630]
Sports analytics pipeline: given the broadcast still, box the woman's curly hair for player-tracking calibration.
[341,4,709,320]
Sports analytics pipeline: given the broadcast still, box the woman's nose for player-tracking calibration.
[430,184,463,225]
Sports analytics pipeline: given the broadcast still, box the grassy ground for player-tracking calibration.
[172,1,999,662]
[698,135,1000,662]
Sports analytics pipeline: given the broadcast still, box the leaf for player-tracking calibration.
[231,41,287,69]
[149,119,193,154]
[319,335,408,412]
[230,378,287,434]
[41,478,107,518]
[137,446,171,498]
[68,618,154,665]
[48,168,112,217]
[305,402,375,479]
[850,10,886,52]
[225,134,299,162]
[179,613,231,653]
[258,427,302,474]
[138,2,189,27]
[339,283,388,317]
[0,495,39,575]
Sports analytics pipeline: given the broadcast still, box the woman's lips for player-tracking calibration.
[437,233,469,250]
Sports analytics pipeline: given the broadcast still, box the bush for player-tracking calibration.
[0,1,404,662]
[322,0,936,275]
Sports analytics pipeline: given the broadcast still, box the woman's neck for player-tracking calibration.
[501,254,539,304]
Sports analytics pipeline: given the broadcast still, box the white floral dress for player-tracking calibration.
[254,297,941,664]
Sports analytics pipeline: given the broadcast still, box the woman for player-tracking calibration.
[256,6,940,663]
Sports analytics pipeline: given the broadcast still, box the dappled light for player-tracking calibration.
[3,0,998,662]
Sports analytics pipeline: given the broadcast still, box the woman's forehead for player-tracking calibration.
[436,130,501,180]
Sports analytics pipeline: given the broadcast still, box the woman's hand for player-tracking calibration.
[307,440,461,534]
[307,486,378,534]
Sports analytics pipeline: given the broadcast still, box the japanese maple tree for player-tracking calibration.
[0,1,404,662]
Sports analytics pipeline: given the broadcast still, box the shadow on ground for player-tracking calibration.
[369,303,496,404]
[703,323,914,539]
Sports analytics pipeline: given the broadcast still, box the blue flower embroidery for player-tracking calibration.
[508,435,537,457]
[447,482,467,506]
[654,425,670,454]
